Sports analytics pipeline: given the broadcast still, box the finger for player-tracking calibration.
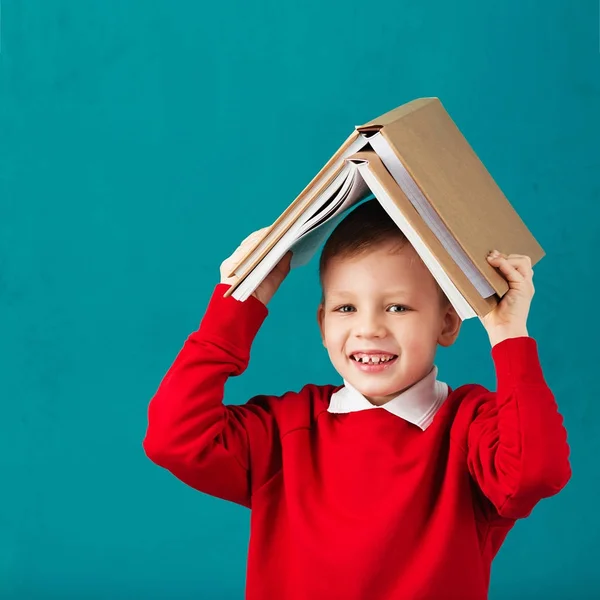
[488,251,531,263]
[222,228,272,276]
[488,251,533,279]
[230,228,271,259]
[240,227,270,248]
[487,254,525,284]
[504,256,533,279]
[273,251,293,279]
[510,261,533,280]
[505,253,532,265]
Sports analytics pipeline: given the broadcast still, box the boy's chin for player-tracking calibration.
[346,377,405,404]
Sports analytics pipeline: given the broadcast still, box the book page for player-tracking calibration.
[290,167,371,268]
[232,135,370,278]
[233,163,367,300]
[288,211,348,269]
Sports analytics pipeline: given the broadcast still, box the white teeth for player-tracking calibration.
[352,354,395,364]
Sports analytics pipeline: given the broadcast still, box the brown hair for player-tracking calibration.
[319,199,407,279]
[318,199,449,305]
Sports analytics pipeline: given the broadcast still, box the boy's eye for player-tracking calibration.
[387,304,409,313]
[335,305,356,313]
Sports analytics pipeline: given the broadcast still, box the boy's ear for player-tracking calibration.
[438,304,462,347]
[317,304,326,346]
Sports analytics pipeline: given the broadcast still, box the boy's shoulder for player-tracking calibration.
[243,380,497,440]
[443,381,496,447]
[246,382,340,437]
[448,381,493,406]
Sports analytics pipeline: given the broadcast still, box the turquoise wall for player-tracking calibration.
[1,1,598,598]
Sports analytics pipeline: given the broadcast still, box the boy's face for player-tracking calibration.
[317,240,461,406]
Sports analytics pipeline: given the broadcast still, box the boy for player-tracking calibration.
[143,200,571,600]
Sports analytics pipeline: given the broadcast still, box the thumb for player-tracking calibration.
[273,251,293,280]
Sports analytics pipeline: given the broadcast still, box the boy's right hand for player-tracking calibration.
[220,228,292,306]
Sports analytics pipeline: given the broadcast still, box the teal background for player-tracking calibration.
[1,1,598,598]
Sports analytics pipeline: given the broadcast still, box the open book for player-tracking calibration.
[225,98,544,320]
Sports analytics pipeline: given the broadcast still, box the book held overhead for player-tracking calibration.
[225,98,544,320]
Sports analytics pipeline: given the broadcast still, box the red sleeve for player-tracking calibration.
[142,284,281,508]
[466,337,571,520]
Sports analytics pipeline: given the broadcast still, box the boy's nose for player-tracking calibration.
[354,313,387,339]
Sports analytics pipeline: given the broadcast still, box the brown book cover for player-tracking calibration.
[360,98,544,298]
[346,150,497,317]
[224,98,544,318]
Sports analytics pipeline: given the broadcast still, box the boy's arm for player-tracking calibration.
[143,284,277,508]
[143,231,291,507]
[466,250,571,519]
[466,336,571,520]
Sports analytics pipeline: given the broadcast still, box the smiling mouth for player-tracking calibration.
[349,353,398,365]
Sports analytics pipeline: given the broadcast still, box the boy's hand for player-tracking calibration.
[220,228,292,306]
[481,251,535,347]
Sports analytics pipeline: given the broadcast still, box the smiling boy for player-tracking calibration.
[144,200,571,600]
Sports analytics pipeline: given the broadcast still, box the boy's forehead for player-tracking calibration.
[326,241,423,273]
[324,286,414,298]
[322,243,436,292]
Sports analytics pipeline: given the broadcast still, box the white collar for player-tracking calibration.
[327,366,448,431]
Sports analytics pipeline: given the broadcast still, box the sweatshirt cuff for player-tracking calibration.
[491,336,546,387]
[197,284,268,352]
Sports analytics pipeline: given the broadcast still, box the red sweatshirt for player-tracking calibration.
[143,284,571,600]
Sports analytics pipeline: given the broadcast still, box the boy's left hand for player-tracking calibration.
[481,250,535,347]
